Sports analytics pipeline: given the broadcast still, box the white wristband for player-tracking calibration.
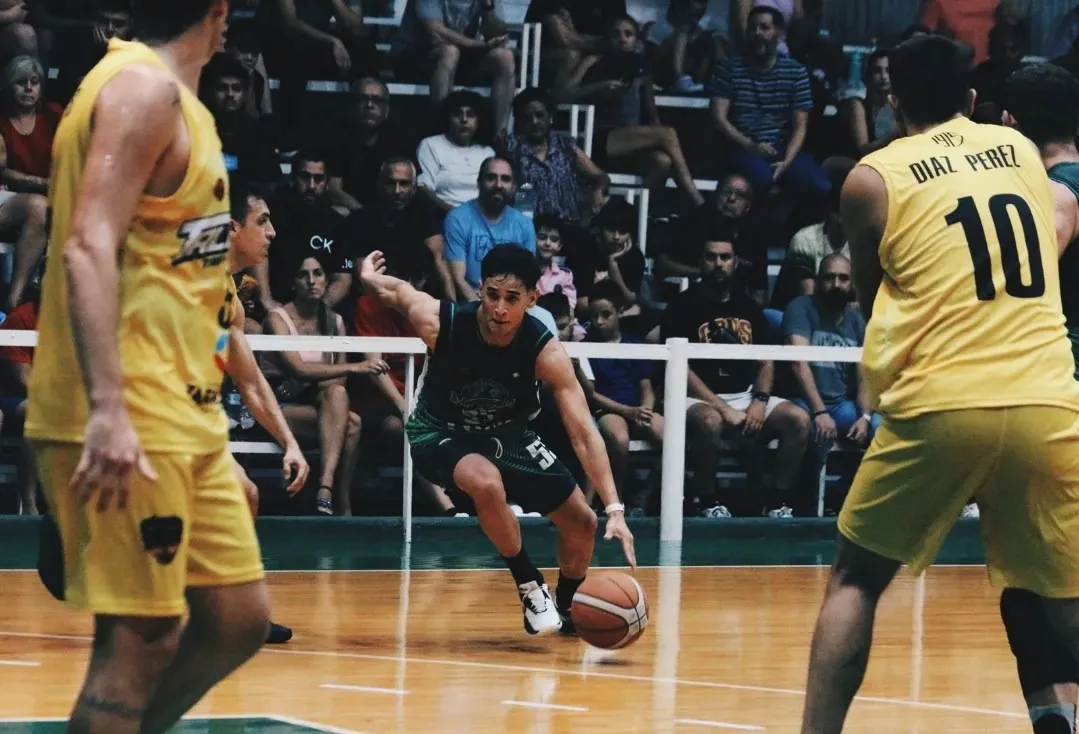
[605,503,625,515]
[861,413,872,423]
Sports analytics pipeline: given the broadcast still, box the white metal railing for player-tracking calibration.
[0,330,861,542]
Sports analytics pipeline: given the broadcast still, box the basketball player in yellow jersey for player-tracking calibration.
[800,36,1079,733]
[26,2,273,732]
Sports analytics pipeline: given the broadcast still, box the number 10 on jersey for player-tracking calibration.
[945,194,1046,300]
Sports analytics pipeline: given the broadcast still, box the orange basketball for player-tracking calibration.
[570,571,649,650]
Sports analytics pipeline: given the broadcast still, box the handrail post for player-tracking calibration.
[660,338,689,543]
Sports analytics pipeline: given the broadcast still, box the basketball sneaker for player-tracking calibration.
[266,622,293,644]
[557,609,578,637]
[518,581,562,636]
[701,505,732,519]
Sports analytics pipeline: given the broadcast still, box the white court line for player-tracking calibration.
[676,718,765,731]
[321,683,408,696]
[266,713,367,734]
[0,629,1026,721]
[0,660,39,666]
[502,700,589,712]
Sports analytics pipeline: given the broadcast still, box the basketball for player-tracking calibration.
[570,572,649,650]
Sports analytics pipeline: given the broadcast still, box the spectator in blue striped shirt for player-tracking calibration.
[708,6,829,199]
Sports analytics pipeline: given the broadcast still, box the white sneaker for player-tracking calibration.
[701,505,732,519]
[960,503,980,519]
[768,505,795,519]
[510,504,525,517]
[518,581,562,636]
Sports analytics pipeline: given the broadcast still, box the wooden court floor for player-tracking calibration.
[0,564,1032,733]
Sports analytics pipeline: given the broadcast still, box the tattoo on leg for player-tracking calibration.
[76,694,145,720]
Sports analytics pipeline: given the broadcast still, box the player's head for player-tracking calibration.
[229,178,274,269]
[816,253,853,311]
[378,157,418,211]
[478,157,516,215]
[588,279,626,341]
[700,225,738,289]
[887,35,973,134]
[536,291,573,340]
[534,213,565,264]
[291,149,330,206]
[1001,64,1079,149]
[479,245,541,338]
[132,0,228,60]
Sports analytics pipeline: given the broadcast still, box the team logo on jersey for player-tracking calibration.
[213,331,229,372]
[172,212,231,266]
[450,378,515,430]
[140,515,184,565]
[213,178,226,201]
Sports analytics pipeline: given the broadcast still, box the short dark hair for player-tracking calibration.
[133,0,217,43]
[480,245,541,290]
[888,35,970,127]
[202,52,247,85]
[532,213,564,234]
[536,292,571,321]
[226,18,260,52]
[439,90,494,147]
[292,148,329,171]
[748,5,785,30]
[588,279,626,311]
[596,196,636,236]
[228,176,263,223]
[512,87,554,119]
[1002,64,1079,147]
[479,156,515,181]
[701,220,738,250]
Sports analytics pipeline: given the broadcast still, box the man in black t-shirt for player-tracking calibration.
[257,149,352,311]
[201,53,281,187]
[661,234,809,519]
[345,158,456,299]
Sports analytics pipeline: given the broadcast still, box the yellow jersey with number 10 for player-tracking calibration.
[25,39,232,453]
[859,115,1079,418]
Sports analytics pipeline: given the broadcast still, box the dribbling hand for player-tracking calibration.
[70,406,158,512]
[604,512,637,570]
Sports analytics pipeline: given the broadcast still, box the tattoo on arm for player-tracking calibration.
[77,694,145,720]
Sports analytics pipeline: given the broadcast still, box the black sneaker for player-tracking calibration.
[557,608,578,637]
[266,622,293,644]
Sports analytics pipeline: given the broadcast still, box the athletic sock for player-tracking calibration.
[1031,704,1077,734]
[501,546,544,587]
[555,572,585,614]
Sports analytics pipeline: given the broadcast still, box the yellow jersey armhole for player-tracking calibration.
[859,159,895,264]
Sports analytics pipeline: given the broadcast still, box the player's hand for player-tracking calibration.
[331,38,352,72]
[771,159,791,181]
[604,511,637,569]
[846,416,870,446]
[814,411,837,445]
[282,442,309,495]
[743,400,766,437]
[360,250,387,284]
[352,359,390,376]
[71,406,158,512]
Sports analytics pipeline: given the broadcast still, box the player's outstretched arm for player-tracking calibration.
[536,339,637,569]
[840,164,889,318]
[226,300,309,494]
[359,251,441,349]
[63,67,180,414]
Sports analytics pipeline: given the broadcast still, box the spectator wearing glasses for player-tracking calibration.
[416,91,497,215]
[258,149,352,314]
[328,78,412,212]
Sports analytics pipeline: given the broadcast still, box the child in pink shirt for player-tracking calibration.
[534,214,585,339]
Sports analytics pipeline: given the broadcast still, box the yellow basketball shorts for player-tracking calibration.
[838,406,1079,598]
[33,441,265,617]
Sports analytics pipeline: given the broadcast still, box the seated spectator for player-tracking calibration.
[734,0,800,55]
[709,7,828,201]
[780,160,851,300]
[261,255,390,516]
[328,78,413,212]
[655,172,767,306]
[0,55,62,195]
[970,23,1026,109]
[0,280,36,515]
[499,87,609,223]
[0,0,36,65]
[661,231,809,518]
[260,0,380,142]
[49,0,132,104]
[444,156,536,301]
[417,91,496,215]
[784,253,880,463]
[586,280,662,515]
[257,149,352,311]
[917,0,1028,66]
[558,15,705,207]
[837,49,898,158]
[346,158,455,299]
[199,53,281,186]
[225,19,273,121]
[645,0,718,94]
[390,0,515,131]
[534,214,586,339]
[569,197,645,317]
[524,0,627,89]
[351,260,458,516]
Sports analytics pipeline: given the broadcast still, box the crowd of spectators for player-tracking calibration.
[0,0,1060,520]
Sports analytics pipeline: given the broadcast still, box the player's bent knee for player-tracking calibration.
[95,615,183,674]
[1001,588,1079,697]
[454,456,505,504]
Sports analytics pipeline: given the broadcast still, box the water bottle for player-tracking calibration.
[516,182,536,218]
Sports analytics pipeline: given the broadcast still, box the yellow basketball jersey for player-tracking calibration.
[26,39,232,452]
[860,115,1079,418]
